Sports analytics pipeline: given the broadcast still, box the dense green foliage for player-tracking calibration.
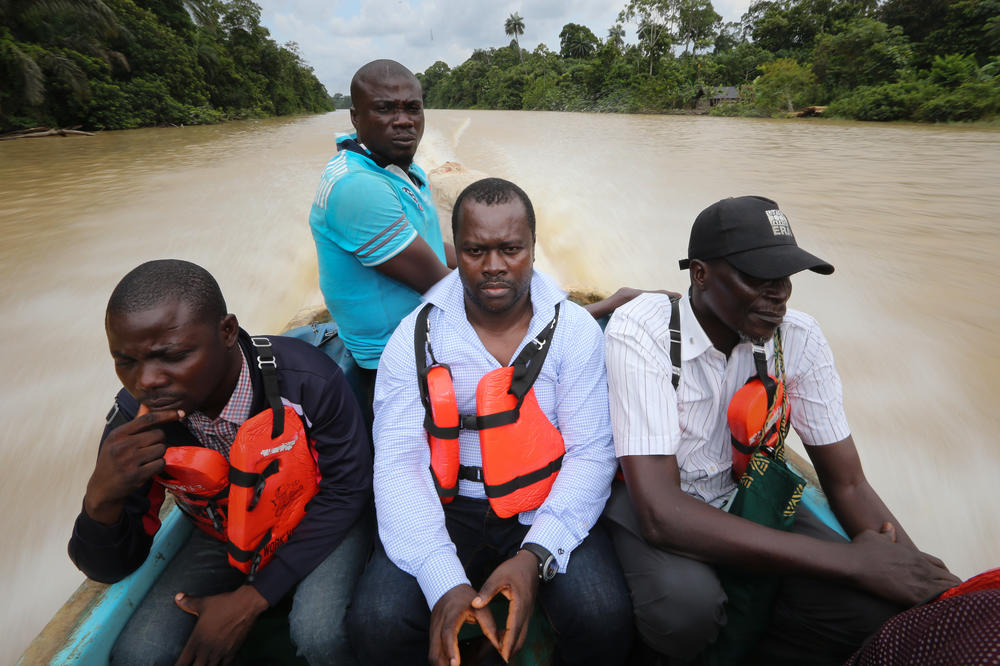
[1,0,332,131]
[416,0,1000,122]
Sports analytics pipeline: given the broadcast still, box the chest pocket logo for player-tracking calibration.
[401,186,424,211]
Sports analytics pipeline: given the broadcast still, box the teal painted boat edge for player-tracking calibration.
[801,484,849,539]
[45,507,193,665]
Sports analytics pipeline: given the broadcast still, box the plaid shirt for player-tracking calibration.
[183,350,253,459]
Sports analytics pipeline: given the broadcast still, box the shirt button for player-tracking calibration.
[557,548,564,555]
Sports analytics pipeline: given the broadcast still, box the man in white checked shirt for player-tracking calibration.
[348,178,633,666]
[604,196,959,664]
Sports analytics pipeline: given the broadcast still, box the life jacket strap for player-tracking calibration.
[483,454,564,499]
[415,303,562,434]
[229,459,280,511]
[669,296,681,390]
[227,528,271,580]
[430,463,484,497]
[251,336,284,439]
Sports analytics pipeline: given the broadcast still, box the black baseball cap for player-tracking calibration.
[679,196,834,279]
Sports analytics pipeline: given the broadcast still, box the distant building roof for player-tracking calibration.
[709,86,740,101]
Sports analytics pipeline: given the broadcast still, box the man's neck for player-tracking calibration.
[200,345,243,419]
[465,296,534,366]
[689,294,739,358]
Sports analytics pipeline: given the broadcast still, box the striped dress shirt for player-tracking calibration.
[373,270,618,608]
[605,292,850,508]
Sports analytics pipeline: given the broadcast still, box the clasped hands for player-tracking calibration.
[429,549,540,666]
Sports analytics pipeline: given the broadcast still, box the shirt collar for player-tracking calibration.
[336,133,425,187]
[679,292,775,361]
[679,293,714,362]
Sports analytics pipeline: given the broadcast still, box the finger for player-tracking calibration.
[443,616,464,666]
[920,551,949,570]
[135,442,168,465]
[501,598,527,661]
[137,455,167,479]
[473,604,502,654]
[511,606,533,656]
[879,522,897,542]
[473,578,502,609]
[174,637,196,666]
[174,593,202,616]
[125,407,185,434]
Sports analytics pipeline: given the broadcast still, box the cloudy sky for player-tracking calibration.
[256,0,755,96]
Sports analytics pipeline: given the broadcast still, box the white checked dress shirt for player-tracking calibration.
[373,270,618,608]
[605,292,851,508]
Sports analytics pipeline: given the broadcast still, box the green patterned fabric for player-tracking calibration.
[702,330,807,666]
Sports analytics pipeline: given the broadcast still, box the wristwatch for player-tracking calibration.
[520,542,558,582]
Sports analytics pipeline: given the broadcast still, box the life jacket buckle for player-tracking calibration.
[458,465,483,482]
[248,552,262,580]
[249,478,266,511]
[206,502,224,534]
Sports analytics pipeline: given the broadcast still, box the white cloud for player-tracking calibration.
[256,0,754,95]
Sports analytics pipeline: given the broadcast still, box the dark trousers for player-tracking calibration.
[348,497,634,665]
[603,481,904,664]
[111,510,373,666]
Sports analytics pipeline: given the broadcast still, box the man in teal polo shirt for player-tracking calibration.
[309,60,456,398]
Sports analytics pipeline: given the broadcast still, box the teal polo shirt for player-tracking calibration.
[309,134,447,369]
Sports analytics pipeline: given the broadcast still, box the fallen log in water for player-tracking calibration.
[0,127,95,141]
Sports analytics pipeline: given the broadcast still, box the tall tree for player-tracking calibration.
[620,0,678,74]
[754,57,815,112]
[607,23,626,53]
[504,11,524,61]
[559,22,599,59]
[677,0,721,55]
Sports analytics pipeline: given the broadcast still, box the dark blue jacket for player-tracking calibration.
[68,330,372,606]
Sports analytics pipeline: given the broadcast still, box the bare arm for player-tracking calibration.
[620,454,959,605]
[584,287,680,320]
[807,435,917,548]
[374,235,451,294]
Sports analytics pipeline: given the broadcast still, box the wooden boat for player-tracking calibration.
[18,308,847,665]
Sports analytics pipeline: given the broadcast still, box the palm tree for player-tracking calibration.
[607,24,626,53]
[504,12,525,61]
[0,0,122,118]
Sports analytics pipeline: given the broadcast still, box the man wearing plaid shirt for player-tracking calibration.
[348,179,632,666]
[69,260,372,666]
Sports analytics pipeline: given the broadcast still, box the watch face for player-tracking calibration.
[541,556,558,582]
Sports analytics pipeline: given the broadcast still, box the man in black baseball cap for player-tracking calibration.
[679,195,833,278]
[602,196,958,664]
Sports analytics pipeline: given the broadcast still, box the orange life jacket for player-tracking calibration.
[727,332,790,480]
[658,296,790,481]
[416,304,565,519]
[154,337,319,578]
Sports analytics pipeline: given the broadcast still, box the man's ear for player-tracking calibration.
[349,106,358,130]
[689,260,708,291]
[220,314,239,349]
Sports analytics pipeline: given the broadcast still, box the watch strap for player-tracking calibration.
[520,542,555,581]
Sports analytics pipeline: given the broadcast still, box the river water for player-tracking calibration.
[2,110,998,661]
